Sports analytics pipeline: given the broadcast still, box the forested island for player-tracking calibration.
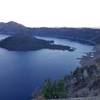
[0,35,75,51]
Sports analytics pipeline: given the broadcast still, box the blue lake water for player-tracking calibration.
[0,35,93,100]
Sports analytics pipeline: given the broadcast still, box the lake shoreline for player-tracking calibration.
[35,35,95,46]
[0,34,93,100]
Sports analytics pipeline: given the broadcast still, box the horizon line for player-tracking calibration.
[1,20,100,29]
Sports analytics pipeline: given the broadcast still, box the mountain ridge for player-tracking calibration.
[0,21,100,44]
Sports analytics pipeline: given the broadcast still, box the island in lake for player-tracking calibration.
[0,35,75,51]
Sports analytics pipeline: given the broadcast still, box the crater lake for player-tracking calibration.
[0,35,93,100]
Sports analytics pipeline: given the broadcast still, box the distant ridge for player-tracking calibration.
[0,21,31,35]
[0,21,100,44]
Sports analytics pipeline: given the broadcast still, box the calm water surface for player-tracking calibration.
[0,35,93,100]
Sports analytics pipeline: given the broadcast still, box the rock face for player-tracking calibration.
[0,35,74,51]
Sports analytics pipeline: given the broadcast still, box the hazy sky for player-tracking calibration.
[0,0,100,27]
